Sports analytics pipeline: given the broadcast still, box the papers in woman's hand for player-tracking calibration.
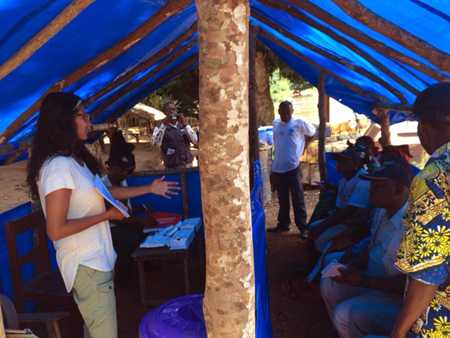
[321,260,347,278]
[94,175,130,218]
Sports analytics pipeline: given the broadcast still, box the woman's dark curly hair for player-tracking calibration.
[27,92,101,198]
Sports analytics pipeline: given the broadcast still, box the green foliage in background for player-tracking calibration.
[142,42,311,115]
[143,69,199,117]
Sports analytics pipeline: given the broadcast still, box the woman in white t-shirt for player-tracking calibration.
[27,92,179,338]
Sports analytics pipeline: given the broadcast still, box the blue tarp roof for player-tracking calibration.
[0,0,449,164]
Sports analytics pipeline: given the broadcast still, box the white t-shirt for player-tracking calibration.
[272,117,316,173]
[366,204,408,277]
[38,156,117,292]
[335,168,371,209]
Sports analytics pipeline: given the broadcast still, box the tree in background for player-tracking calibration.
[144,68,199,118]
[142,42,311,126]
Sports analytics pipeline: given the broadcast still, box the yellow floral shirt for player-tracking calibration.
[396,141,450,337]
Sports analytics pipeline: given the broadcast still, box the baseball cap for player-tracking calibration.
[360,161,412,188]
[331,147,364,163]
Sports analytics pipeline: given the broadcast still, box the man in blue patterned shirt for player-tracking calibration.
[390,83,450,338]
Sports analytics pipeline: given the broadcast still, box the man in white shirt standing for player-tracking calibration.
[152,102,198,169]
[269,101,316,237]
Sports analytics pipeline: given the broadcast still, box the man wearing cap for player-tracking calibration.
[268,101,316,236]
[152,102,198,169]
[320,161,411,338]
[390,83,450,338]
[309,146,371,251]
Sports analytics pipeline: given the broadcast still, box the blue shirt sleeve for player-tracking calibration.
[410,263,449,286]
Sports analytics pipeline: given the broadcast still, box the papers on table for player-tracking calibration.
[140,218,202,250]
[94,175,130,218]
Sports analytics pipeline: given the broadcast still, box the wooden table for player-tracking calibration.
[132,236,199,307]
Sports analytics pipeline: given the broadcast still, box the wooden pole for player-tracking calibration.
[258,0,420,95]
[249,24,259,188]
[333,0,450,72]
[180,172,190,219]
[196,0,255,337]
[318,73,329,182]
[0,0,191,143]
[0,0,94,82]
[252,10,408,104]
[285,0,446,81]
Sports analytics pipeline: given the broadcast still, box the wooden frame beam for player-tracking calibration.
[249,25,259,188]
[0,0,94,82]
[90,41,197,119]
[258,29,389,105]
[85,23,197,106]
[318,73,328,182]
[0,0,191,143]
[333,0,450,72]
[258,0,421,95]
[91,56,197,121]
[252,10,408,105]
[285,0,446,81]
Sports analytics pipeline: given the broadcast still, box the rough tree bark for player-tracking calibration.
[255,50,274,126]
[196,0,256,337]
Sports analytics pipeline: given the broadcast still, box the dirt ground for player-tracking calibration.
[0,144,333,338]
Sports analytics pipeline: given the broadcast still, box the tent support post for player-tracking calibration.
[249,24,259,188]
[196,0,255,336]
[318,73,329,183]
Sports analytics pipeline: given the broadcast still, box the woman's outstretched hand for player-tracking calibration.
[148,176,181,198]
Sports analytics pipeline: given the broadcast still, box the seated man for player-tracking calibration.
[104,147,156,286]
[310,147,371,252]
[320,161,412,338]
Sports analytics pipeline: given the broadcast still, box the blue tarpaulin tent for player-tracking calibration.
[0,1,448,337]
[0,0,448,163]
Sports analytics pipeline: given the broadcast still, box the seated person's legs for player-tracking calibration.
[333,291,401,338]
[314,224,348,252]
[320,277,367,315]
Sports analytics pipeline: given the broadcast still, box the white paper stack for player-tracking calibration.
[139,219,203,250]
[169,228,196,250]
[140,233,169,248]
